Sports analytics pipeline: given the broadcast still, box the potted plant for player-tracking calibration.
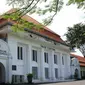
[27,73,33,83]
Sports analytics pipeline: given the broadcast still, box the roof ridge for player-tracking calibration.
[0,8,66,44]
[71,53,84,58]
[6,8,60,37]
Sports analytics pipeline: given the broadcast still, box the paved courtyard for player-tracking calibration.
[40,80,85,85]
[2,80,85,85]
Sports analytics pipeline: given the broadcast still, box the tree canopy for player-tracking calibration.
[65,23,85,57]
[6,0,85,25]
[67,0,85,9]
[7,0,63,25]
[2,11,43,33]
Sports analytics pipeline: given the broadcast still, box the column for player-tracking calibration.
[25,44,32,82]
[67,54,71,78]
[28,45,32,73]
[60,53,65,80]
[6,54,12,83]
[40,48,45,81]
[59,53,63,80]
[24,45,28,82]
[50,50,55,81]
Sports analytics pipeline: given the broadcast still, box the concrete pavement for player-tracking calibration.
[40,80,85,85]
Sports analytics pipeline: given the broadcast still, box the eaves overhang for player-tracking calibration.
[0,21,69,47]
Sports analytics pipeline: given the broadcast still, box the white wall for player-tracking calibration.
[70,57,81,79]
[7,31,71,83]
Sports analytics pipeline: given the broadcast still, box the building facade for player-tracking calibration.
[0,9,71,83]
[71,54,85,79]
[70,55,81,79]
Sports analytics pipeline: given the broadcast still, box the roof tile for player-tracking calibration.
[71,54,85,66]
[0,8,65,44]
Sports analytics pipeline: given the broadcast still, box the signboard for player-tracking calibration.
[0,39,9,55]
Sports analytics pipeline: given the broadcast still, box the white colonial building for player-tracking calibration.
[71,54,85,79]
[0,9,71,83]
[70,54,81,79]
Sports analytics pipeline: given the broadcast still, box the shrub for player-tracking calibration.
[27,73,33,77]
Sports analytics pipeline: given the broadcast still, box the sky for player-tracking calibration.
[0,0,84,56]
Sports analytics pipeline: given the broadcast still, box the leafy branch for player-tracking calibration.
[7,0,64,25]
[2,12,43,33]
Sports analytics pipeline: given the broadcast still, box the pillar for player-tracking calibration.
[40,48,45,81]
[50,50,55,81]
[6,54,12,83]
[28,45,32,73]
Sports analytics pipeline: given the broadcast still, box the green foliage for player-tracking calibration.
[6,0,85,25]
[27,73,33,77]
[2,11,43,32]
[67,0,85,9]
[65,23,85,56]
[7,0,64,25]
[3,11,20,20]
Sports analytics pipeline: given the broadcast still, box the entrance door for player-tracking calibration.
[0,62,5,83]
[74,69,79,79]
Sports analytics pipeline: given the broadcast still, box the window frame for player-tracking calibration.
[12,65,17,70]
[55,68,58,78]
[12,75,24,83]
[62,56,64,65]
[44,52,48,63]
[32,50,37,62]
[32,67,38,79]
[54,54,57,64]
[17,46,23,60]
[45,67,49,79]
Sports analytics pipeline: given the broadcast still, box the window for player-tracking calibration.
[62,56,64,65]
[20,75,24,82]
[44,52,48,63]
[12,75,24,83]
[12,65,16,70]
[32,50,37,62]
[17,46,23,60]
[12,75,17,83]
[83,71,85,76]
[81,71,82,77]
[32,67,38,79]
[55,68,58,78]
[54,55,57,64]
[45,68,49,79]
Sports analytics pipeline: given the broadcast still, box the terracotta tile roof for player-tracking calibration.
[80,63,85,67]
[6,8,60,35]
[0,8,66,44]
[71,54,85,66]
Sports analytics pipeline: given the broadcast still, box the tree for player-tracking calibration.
[65,23,85,57]
[67,0,85,9]
[6,0,85,26]
[6,0,63,25]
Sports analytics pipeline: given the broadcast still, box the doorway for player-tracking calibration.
[0,62,5,83]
